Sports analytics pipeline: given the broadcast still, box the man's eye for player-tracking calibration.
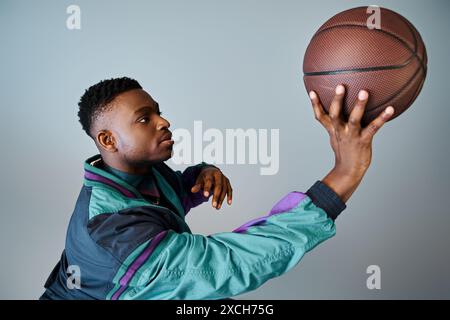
[138,112,162,123]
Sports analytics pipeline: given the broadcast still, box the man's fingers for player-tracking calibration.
[191,175,204,193]
[191,182,202,193]
[309,91,332,132]
[211,174,222,208]
[216,177,228,210]
[329,85,345,126]
[203,178,213,198]
[361,106,395,142]
[226,182,233,205]
[348,90,369,132]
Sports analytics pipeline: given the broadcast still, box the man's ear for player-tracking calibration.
[96,130,117,152]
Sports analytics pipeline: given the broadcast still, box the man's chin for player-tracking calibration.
[161,149,173,162]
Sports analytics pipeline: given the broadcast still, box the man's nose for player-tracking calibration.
[157,116,170,130]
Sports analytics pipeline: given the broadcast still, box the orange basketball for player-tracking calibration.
[303,7,427,127]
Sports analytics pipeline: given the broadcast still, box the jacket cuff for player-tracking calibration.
[306,180,346,221]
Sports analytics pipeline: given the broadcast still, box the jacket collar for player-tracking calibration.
[102,161,161,202]
[83,154,185,218]
[102,163,146,189]
[84,154,141,198]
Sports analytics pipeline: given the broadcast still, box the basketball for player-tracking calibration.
[303,6,427,127]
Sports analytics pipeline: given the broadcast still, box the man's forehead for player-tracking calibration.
[113,89,157,112]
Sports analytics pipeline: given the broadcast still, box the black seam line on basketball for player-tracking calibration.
[403,18,428,79]
[401,15,417,54]
[401,15,428,77]
[303,57,413,76]
[361,70,422,125]
[366,61,424,119]
[314,23,416,54]
[309,23,426,73]
[398,68,426,118]
[331,20,426,112]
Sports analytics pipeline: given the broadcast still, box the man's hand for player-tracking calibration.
[191,166,233,210]
[309,85,394,203]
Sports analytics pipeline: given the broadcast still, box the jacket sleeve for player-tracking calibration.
[106,181,346,300]
[173,162,221,215]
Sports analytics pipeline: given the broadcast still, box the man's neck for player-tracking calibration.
[101,156,153,176]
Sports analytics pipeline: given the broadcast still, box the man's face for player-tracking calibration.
[97,89,174,167]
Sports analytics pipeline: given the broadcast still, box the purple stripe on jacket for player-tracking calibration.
[233,192,307,233]
[85,170,137,198]
[111,230,168,300]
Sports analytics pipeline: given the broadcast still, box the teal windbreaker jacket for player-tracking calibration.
[40,154,346,300]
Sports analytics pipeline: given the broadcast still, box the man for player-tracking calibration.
[40,77,394,299]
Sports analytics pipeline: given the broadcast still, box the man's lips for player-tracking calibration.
[159,132,173,143]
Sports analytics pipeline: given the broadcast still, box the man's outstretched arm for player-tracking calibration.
[104,85,394,299]
[105,185,342,300]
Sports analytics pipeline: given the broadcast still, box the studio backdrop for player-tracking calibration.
[0,0,449,299]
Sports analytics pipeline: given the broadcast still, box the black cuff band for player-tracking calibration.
[306,180,347,221]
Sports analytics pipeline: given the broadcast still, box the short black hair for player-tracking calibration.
[78,77,142,138]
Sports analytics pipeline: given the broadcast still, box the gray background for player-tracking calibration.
[1,0,449,299]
